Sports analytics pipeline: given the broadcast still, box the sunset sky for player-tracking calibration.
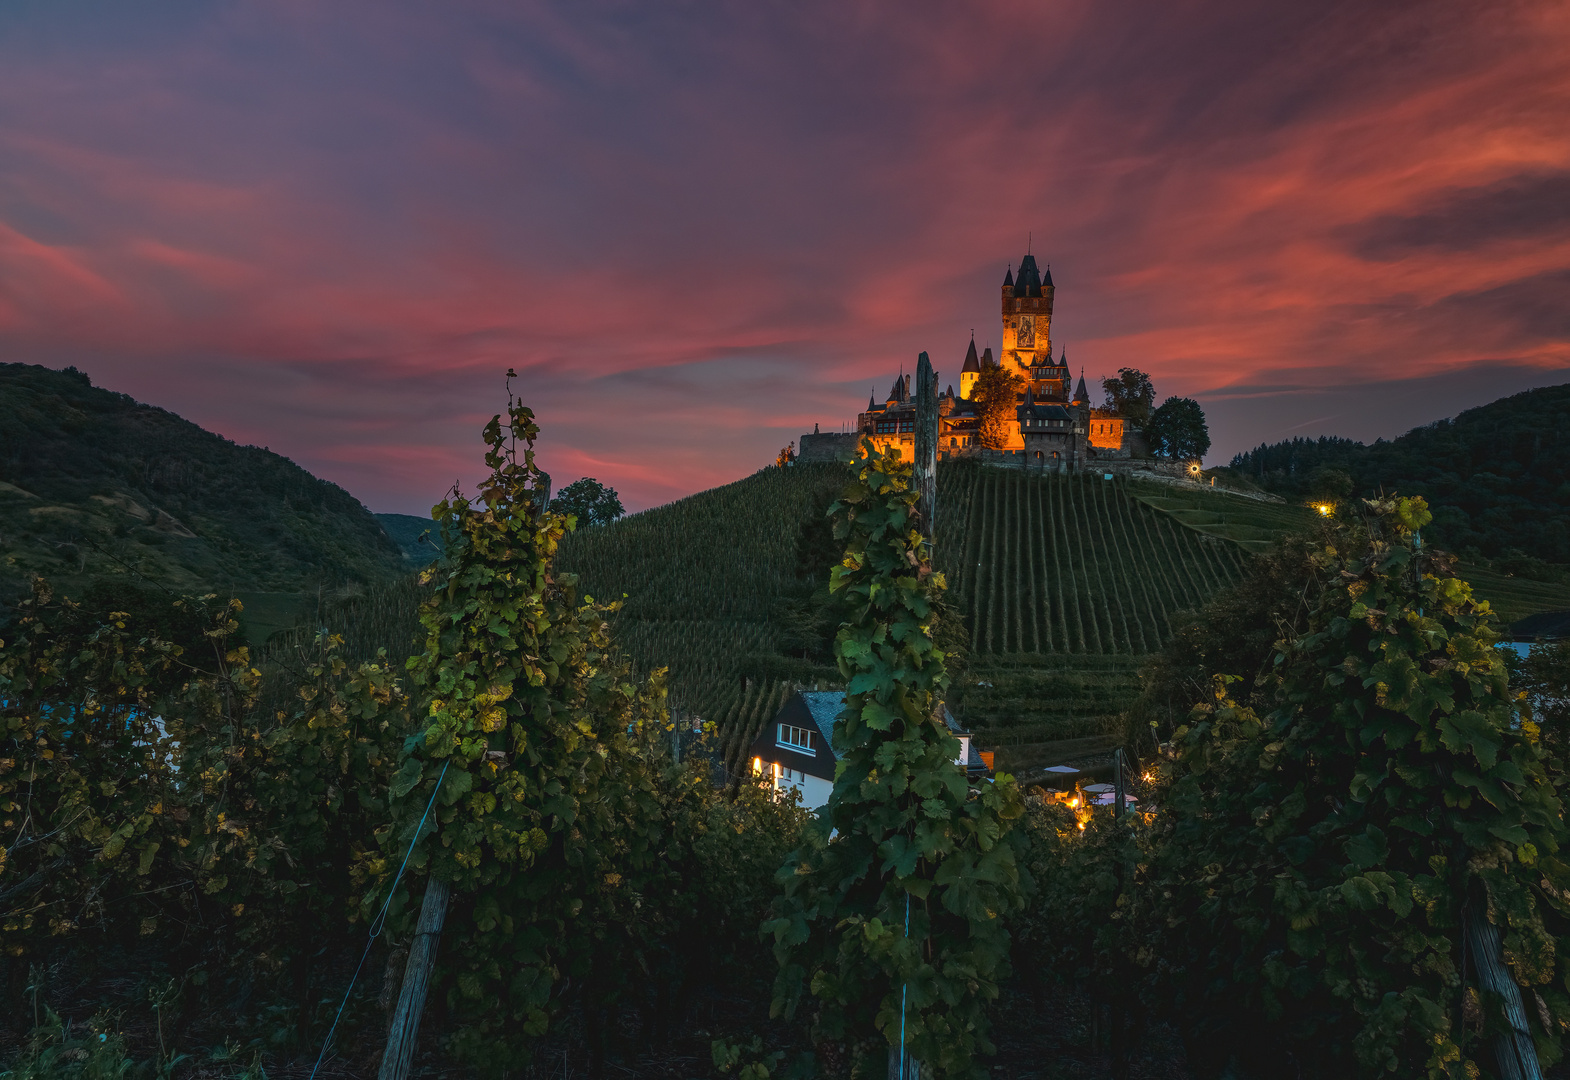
[3,1,1567,514]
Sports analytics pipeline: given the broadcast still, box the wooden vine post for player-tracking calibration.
[913,351,938,537]
[1466,907,1544,1080]
[379,877,451,1080]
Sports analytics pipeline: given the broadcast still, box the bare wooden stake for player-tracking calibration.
[1465,907,1543,1080]
[913,351,938,540]
[379,877,451,1080]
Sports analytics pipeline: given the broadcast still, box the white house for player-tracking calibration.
[747,690,988,810]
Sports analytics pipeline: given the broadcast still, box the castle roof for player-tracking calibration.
[1074,370,1089,402]
[1015,253,1046,298]
[981,347,994,366]
[1019,396,1072,421]
[867,391,877,412]
[1042,263,1054,288]
[1003,266,1014,288]
[961,338,980,374]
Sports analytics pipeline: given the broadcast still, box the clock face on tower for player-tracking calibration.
[1017,315,1035,348]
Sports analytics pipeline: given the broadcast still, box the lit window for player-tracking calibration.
[778,723,814,750]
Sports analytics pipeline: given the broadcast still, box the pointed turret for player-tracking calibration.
[1015,254,1043,299]
[1073,368,1089,404]
[960,340,982,401]
[1042,263,1054,288]
[868,390,877,412]
[1003,266,1014,288]
[981,347,994,366]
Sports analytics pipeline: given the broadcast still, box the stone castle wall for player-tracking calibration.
[797,432,861,462]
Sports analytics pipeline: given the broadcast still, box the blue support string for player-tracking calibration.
[899,890,910,1080]
[307,759,450,1080]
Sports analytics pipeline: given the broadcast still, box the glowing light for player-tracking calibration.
[1315,503,1335,517]
[752,756,762,775]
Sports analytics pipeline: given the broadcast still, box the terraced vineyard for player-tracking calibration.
[934,464,1250,655]
[557,463,846,769]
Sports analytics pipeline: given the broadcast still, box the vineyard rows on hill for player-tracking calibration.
[935,464,1249,656]
[557,464,845,771]
[550,459,1267,769]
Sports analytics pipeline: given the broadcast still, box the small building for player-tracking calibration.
[747,690,989,810]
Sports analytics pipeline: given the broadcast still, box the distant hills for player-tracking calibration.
[1229,383,1570,572]
[375,512,443,566]
[0,363,409,617]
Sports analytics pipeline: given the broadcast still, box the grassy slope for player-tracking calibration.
[0,364,408,618]
[1130,480,1570,624]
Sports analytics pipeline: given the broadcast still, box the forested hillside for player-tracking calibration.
[0,364,407,613]
[1229,382,1570,567]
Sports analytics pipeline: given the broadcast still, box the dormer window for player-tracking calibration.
[778,724,814,751]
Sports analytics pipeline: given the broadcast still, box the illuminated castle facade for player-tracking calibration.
[854,252,1133,469]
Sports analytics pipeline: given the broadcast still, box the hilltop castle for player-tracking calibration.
[801,252,1136,469]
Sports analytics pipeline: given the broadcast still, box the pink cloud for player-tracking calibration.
[0,0,1565,511]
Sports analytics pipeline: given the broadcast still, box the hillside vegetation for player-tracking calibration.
[0,364,407,615]
[1230,381,1570,567]
[558,453,1570,774]
[559,461,1263,769]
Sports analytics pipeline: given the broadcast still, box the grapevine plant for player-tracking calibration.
[766,438,1026,1078]
[378,386,672,1064]
[0,582,409,1035]
[1144,497,1570,1078]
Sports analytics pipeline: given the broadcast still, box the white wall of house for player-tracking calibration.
[755,759,835,809]
[774,765,834,810]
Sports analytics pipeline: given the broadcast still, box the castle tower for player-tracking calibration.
[1002,254,1054,377]
[959,337,981,400]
